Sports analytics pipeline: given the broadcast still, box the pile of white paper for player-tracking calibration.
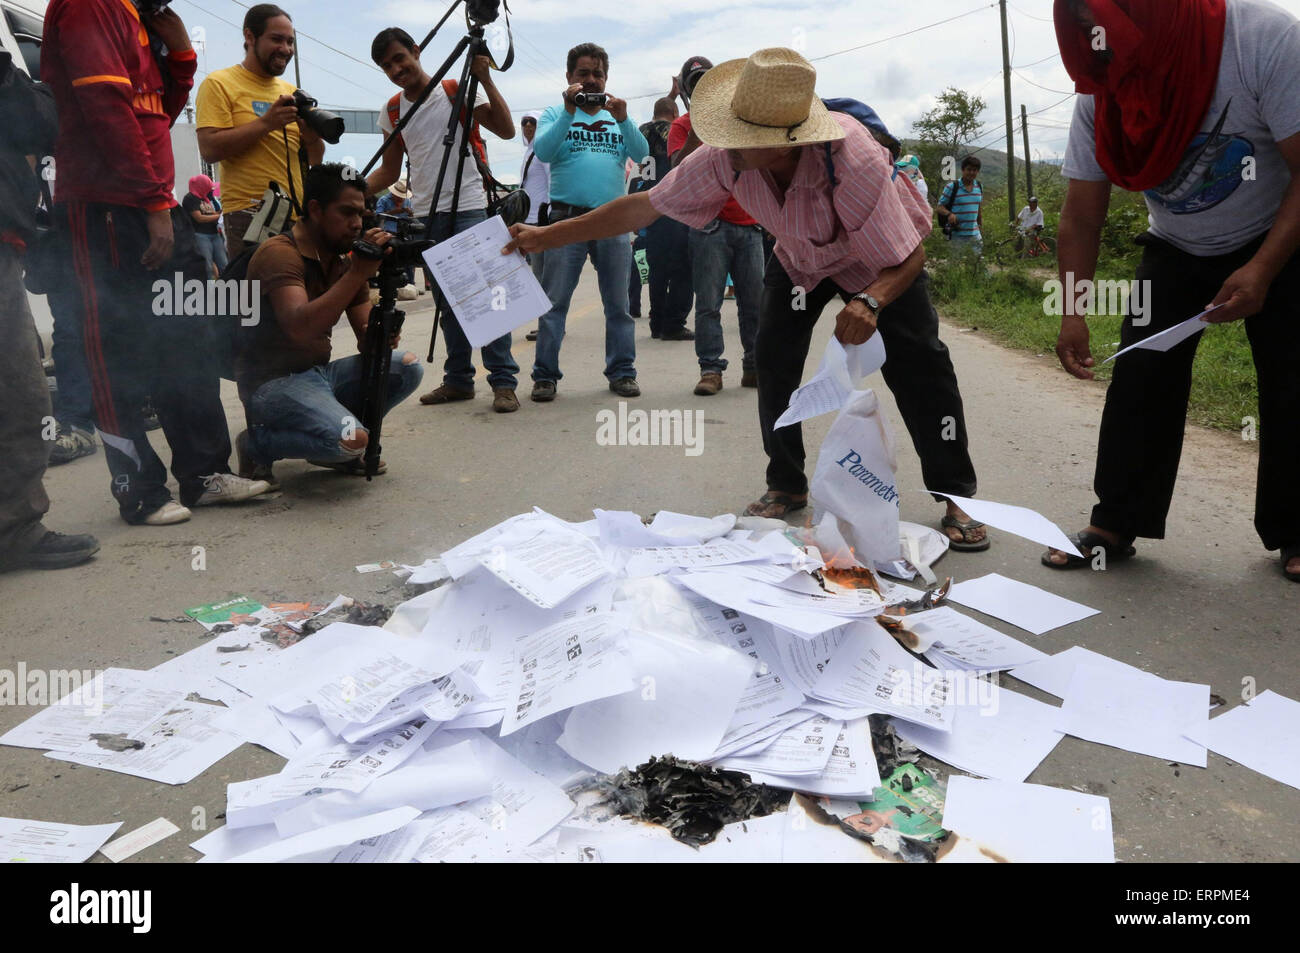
[8,505,1294,864]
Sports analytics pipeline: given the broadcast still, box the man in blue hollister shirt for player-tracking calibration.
[529,42,649,401]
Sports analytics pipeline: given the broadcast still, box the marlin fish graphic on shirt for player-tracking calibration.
[1148,103,1255,215]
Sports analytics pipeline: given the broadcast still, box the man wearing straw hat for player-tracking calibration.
[504,48,988,550]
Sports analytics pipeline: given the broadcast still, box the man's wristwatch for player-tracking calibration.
[853,292,881,316]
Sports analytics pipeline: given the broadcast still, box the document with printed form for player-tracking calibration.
[422,214,551,348]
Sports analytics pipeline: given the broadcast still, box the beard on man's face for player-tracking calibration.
[258,42,291,77]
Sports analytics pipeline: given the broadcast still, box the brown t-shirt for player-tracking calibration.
[237,226,370,400]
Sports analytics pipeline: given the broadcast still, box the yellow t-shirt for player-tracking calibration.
[196,65,303,214]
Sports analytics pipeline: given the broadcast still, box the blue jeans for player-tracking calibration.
[194,231,229,275]
[691,220,762,374]
[419,209,519,391]
[246,353,423,464]
[534,232,636,383]
[47,275,95,432]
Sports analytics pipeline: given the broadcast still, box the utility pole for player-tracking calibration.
[999,0,1016,223]
[1021,104,1033,199]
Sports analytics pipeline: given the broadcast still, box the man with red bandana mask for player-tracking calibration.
[1044,0,1300,583]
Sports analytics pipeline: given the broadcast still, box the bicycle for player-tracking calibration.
[994,227,1056,265]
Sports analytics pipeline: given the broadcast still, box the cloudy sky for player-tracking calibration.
[170,0,1297,179]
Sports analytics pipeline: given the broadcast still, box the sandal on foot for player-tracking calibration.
[744,492,807,519]
[1042,530,1135,570]
[1282,545,1300,583]
[941,515,991,552]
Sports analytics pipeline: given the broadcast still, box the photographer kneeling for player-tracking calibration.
[235,164,423,483]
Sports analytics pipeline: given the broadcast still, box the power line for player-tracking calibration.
[808,2,998,62]
[218,0,389,78]
[1014,69,1075,95]
[1014,51,1061,68]
[1009,1,1054,23]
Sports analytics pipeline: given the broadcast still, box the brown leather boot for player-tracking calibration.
[694,372,723,396]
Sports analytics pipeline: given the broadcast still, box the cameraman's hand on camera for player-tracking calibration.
[562,84,583,115]
[349,228,391,280]
[142,7,191,54]
[261,94,299,132]
[142,208,174,270]
[607,97,628,122]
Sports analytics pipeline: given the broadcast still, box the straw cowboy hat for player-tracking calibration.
[389,178,412,200]
[690,48,844,149]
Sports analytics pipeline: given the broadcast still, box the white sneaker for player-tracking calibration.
[143,501,192,525]
[191,472,273,506]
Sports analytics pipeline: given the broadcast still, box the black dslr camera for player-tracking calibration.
[292,90,345,144]
[573,91,608,108]
[465,0,501,25]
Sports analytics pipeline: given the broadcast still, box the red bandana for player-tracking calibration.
[1055,0,1227,192]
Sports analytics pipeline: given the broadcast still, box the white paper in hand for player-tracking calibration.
[1104,305,1221,363]
[774,336,886,429]
[422,214,551,347]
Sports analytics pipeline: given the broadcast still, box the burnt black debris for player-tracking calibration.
[300,600,393,635]
[869,714,921,777]
[90,733,146,752]
[596,755,788,847]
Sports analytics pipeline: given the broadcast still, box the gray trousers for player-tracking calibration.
[0,245,52,552]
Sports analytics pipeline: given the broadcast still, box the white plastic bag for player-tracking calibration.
[810,388,901,565]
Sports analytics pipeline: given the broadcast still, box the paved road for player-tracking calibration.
[2,272,1295,862]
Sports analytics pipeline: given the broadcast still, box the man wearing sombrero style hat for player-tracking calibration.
[505,48,988,549]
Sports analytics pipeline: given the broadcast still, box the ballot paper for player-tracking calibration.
[0,668,187,755]
[594,509,735,549]
[893,680,1065,781]
[1008,645,1145,699]
[720,714,840,777]
[695,608,805,730]
[298,641,466,733]
[479,522,611,609]
[332,817,436,864]
[440,513,543,579]
[948,573,1099,635]
[1058,663,1209,766]
[456,732,575,846]
[557,628,756,772]
[46,699,244,785]
[398,557,450,586]
[762,627,849,696]
[1104,305,1221,363]
[272,740,491,838]
[250,719,436,804]
[925,492,1085,558]
[812,621,957,731]
[422,214,550,347]
[623,538,771,577]
[99,817,180,862]
[775,336,886,429]
[0,817,121,863]
[674,571,860,639]
[904,607,1050,671]
[499,614,637,736]
[409,807,509,862]
[941,776,1115,863]
[225,806,422,863]
[149,625,281,698]
[709,707,816,761]
[1182,691,1300,791]
[739,717,882,798]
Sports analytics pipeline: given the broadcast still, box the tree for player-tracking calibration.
[912,87,987,180]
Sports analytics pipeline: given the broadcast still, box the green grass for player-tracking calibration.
[924,233,1260,432]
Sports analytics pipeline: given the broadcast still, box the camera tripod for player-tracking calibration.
[358,0,515,366]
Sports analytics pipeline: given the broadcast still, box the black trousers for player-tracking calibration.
[1092,233,1300,551]
[757,255,977,498]
[644,215,693,336]
[62,202,232,522]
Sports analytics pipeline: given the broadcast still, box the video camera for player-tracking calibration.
[292,90,345,144]
[573,91,608,108]
[353,215,435,270]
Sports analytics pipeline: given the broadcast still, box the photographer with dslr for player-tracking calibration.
[235,164,423,483]
[196,4,326,260]
[529,42,649,402]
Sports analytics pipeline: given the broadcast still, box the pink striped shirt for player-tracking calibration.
[648,112,932,291]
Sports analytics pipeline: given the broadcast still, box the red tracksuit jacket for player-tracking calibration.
[41,0,196,210]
